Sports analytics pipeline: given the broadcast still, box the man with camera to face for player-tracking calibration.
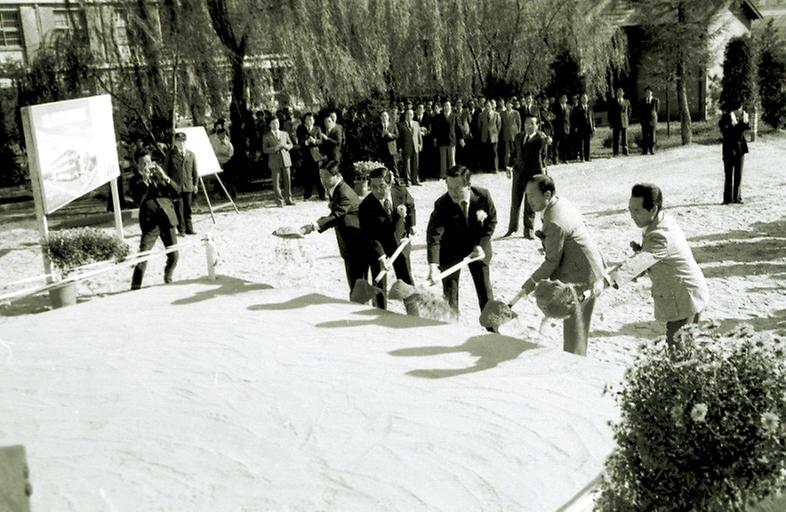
[130,150,181,290]
[719,103,750,205]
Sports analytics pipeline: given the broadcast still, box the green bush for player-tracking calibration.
[596,323,786,511]
[44,228,130,277]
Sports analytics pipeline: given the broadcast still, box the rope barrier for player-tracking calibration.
[0,236,214,304]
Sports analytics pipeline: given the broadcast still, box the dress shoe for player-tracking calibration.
[412,182,422,186]
[733,199,744,204]
[185,230,197,235]
[286,200,296,206]
[524,231,535,240]
[502,230,516,238]
[177,229,186,236]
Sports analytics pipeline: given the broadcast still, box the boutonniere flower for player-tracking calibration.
[476,210,488,223]
[397,204,408,217]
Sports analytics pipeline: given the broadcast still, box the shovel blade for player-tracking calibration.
[350,279,382,304]
[389,280,416,301]
[479,300,518,331]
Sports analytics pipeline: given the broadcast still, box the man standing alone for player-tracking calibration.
[719,104,749,205]
[608,87,631,157]
[504,114,548,239]
[164,132,199,235]
[639,86,659,155]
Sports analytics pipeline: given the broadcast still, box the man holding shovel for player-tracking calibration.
[301,160,368,298]
[358,166,417,309]
[427,165,497,323]
[519,175,605,356]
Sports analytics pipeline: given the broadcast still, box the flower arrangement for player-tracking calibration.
[596,322,786,511]
[43,227,130,278]
[352,160,385,181]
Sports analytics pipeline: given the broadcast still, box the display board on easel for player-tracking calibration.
[21,94,124,278]
[178,126,239,223]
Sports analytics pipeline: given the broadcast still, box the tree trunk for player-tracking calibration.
[665,86,670,137]
[676,60,692,145]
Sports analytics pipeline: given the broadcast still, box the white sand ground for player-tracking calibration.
[2,136,785,366]
[1,278,622,511]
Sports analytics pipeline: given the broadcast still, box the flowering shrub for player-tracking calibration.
[43,227,130,277]
[596,323,786,511]
[352,160,385,181]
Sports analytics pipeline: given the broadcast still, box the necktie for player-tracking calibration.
[460,200,468,222]
[383,198,392,216]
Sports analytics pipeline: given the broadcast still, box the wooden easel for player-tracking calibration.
[198,172,239,224]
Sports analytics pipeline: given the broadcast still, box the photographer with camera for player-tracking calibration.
[130,150,181,290]
[719,103,750,205]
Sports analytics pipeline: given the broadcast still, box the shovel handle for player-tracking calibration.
[431,254,483,283]
[507,288,529,308]
[374,237,412,283]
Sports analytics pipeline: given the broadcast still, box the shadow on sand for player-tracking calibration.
[170,275,274,305]
[390,333,540,379]
[315,307,445,329]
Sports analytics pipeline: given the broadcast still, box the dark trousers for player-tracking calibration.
[641,123,655,154]
[563,295,595,356]
[401,151,419,185]
[302,159,325,200]
[554,133,570,163]
[381,153,398,178]
[484,141,498,172]
[173,191,194,234]
[131,225,179,289]
[578,132,591,161]
[370,255,414,309]
[441,260,493,315]
[498,139,513,169]
[343,255,370,300]
[666,312,701,345]
[508,175,535,234]
[723,155,744,204]
[612,127,628,156]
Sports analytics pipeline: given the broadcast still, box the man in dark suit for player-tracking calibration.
[552,94,571,163]
[500,99,522,169]
[432,101,465,178]
[639,86,659,155]
[398,108,423,186]
[519,175,605,356]
[131,151,181,290]
[608,87,631,156]
[519,92,539,120]
[719,104,750,205]
[571,93,595,162]
[358,166,417,309]
[296,112,326,200]
[504,114,548,239]
[377,110,400,179]
[164,131,199,235]
[302,160,368,297]
[427,165,497,320]
[540,97,556,165]
[320,114,344,164]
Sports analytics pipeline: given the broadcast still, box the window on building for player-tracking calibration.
[0,9,22,48]
[111,8,131,59]
[52,8,86,35]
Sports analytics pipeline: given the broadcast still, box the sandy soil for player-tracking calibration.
[2,136,785,367]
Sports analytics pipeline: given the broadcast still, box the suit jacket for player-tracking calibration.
[297,124,324,163]
[501,109,522,142]
[608,97,631,129]
[519,102,539,121]
[571,104,594,135]
[639,97,659,126]
[358,185,416,260]
[512,131,548,180]
[523,197,604,294]
[613,212,709,322]
[539,106,554,135]
[479,111,501,143]
[552,103,571,136]
[317,181,362,260]
[131,172,181,232]
[262,129,293,169]
[427,186,497,266]
[377,121,399,157]
[321,125,344,162]
[432,112,463,147]
[719,113,749,161]
[399,119,423,155]
[164,148,198,193]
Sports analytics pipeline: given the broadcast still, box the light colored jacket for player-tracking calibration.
[479,110,501,143]
[615,212,708,322]
[524,197,604,294]
[263,129,293,169]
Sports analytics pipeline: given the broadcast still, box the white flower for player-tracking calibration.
[396,204,407,217]
[690,403,708,423]
[761,412,780,435]
[476,209,488,223]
